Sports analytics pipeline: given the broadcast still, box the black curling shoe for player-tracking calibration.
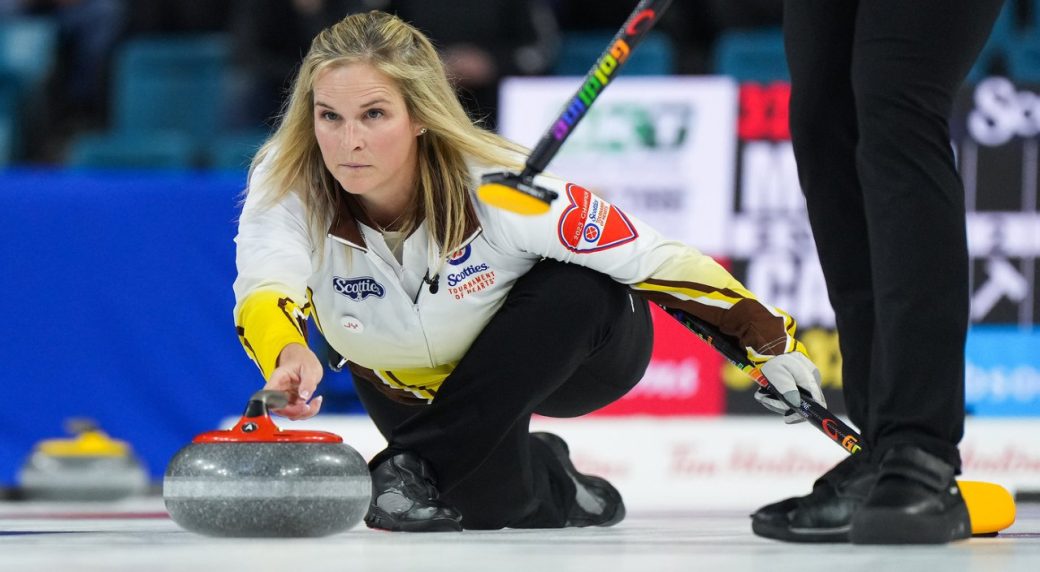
[364,452,463,532]
[531,432,626,527]
[751,454,877,543]
[850,445,971,544]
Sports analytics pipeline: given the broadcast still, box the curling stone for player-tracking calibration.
[164,390,371,537]
[17,419,149,501]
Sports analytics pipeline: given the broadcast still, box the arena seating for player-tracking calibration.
[67,35,233,169]
[552,30,675,76]
[712,28,787,83]
[0,17,58,164]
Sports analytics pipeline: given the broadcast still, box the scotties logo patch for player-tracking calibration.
[557,184,637,253]
[332,276,385,301]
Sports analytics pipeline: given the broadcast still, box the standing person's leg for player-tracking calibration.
[751,0,875,543]
[784,0,873,444]
[851,0,1002,470]
[367,260,654,530]
[848,0,1004,544]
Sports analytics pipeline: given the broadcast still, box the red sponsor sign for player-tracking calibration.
[738,82,791,142]
[592,304,725,416]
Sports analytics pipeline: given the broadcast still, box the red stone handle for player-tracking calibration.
[193,390,343,443]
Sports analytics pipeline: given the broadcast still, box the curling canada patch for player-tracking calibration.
[557,183,637,253]
[447,244,472,266]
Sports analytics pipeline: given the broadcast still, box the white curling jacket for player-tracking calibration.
[234,158,804,404]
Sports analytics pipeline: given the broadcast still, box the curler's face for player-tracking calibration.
[313,62,422,204]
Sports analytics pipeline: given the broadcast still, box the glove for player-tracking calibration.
[753,352,825,424]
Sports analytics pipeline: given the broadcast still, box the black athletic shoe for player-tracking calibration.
[751,454,877,543]
[364,452,463,532]
[850,445,971,544]
[531,432,625,527]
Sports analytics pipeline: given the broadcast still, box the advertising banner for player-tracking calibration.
[965,326,1040,416]
[953,76,1040,327]
[499,76,738,255]
[592,304,725,416]
[499,76,1039,418]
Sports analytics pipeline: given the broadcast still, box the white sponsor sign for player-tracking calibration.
[967,213,1040,257]
[272,416,1040,510]
[499,76,738,255]
[738,141,805,214]
[968,77,1040,146]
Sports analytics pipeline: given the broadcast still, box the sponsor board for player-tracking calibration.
[282,415,1040,510]
[499,76,738,255]
[497,77,1038,417]
[953,77,1040,326]
[591,304,724,416]
[965,326,1040,416]
[730,78,1040,330]
[729,82,834,331]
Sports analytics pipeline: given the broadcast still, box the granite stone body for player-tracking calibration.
[164,442,371,537]
[19,454,149,501]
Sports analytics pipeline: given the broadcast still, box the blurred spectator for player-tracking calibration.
[707,0,782,31]
[552,0,717,74]
[226,0,386,130]
[125,0,232,36]
[3,0,127,160]
[553,1,787,75]
[701,1,783,75]
[390,0,559,128]
[0,0,22,16]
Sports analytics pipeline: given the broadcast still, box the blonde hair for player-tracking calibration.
[249,10,525,257]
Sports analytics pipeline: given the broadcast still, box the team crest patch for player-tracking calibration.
[557,183,637,253]
[332,276,386,301]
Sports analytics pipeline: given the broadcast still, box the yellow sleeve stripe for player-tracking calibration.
[633,281,748,308]
[774,308,799,345]
[236,289,310,380]
[636,280,807,366]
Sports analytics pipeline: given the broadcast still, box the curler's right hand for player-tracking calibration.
[264,343,324,420]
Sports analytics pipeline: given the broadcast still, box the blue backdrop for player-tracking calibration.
[0,169,358,487]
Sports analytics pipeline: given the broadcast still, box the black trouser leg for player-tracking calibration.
[784,0,1004,469]
[357,260,653,529]
[355,382,573,529]
[784,0,876,439]
[849,0,1003,468]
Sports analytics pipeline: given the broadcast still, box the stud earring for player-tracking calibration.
[418,127,428,135]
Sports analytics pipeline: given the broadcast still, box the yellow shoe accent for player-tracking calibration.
[960,480,1016,535]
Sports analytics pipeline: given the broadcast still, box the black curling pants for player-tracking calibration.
[355,260,654,529]
[783,0,1004,469]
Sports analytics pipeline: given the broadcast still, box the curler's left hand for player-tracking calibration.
[754,352,826,424]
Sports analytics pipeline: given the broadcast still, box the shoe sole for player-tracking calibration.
[364,507,463,532]
[751,518,849,543]
[531,432,626,527]
[850,506,971,544]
